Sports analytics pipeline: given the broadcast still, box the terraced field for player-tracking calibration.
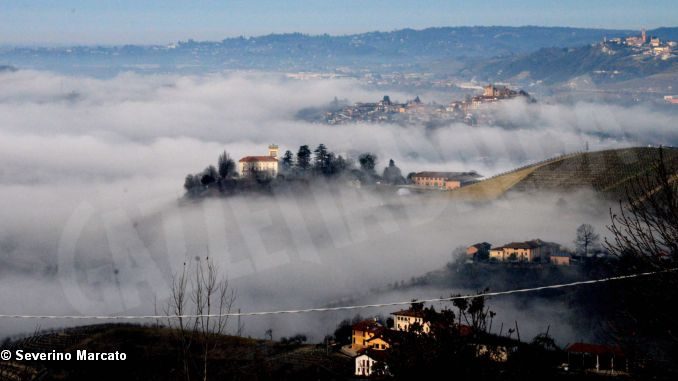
[451,147,678,200]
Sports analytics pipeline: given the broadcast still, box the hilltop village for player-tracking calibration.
[300,84,532,126]
[604,29,675,59]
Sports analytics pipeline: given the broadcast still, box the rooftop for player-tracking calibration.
[413,171,482,182]
[239,156,278,163]
[493,239,557,250]
[356,348,389,361]
[391,309,427,318]
[566,342,624,357]
[352,320,384,334]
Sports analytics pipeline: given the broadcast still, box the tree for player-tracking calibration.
[329,154,350,175]
[297,145,312,171]
[313,143,330,173]
[575,223,600,256]
[606,147,677,262]
[184,174,201,193]
[358,153,377,176]
[200,166,218,186]
[406,172,417,183]
[281,150,294,173]
[382,159,405,184]
[217,151,236,179]
[384,299,499,378]
[166,257,236,381]
[604,147,678,374]
[333,314,364,346]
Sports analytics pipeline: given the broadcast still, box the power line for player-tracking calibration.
[0,268,673,320]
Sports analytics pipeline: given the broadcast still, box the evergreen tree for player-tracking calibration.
[297,145,312,171]
[314,144,336,175]
[313,144,329,172]
[281,150,294,172]
[382,159,405,184]
[329,154,350,175]
[217,151,236,179]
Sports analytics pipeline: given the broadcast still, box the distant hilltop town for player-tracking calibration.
[301,84,532,126]
[604,28,676,59]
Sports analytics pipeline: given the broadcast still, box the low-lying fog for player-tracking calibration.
[1,70,676,343]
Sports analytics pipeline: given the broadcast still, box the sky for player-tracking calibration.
[0,0,676,45]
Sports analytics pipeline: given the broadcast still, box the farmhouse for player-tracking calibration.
[489,239,561,263]
[411,171,481,190]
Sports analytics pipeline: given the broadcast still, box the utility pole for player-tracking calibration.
[237,309,241,337]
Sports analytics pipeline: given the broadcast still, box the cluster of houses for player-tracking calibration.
[605,29,676,59]
[467,239,572,266]
[323,84,530,126]
[349,308,463,377]
[347,307,625,377]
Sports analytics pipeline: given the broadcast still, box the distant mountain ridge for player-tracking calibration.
[470,38,678,84]
[0,26,654,75]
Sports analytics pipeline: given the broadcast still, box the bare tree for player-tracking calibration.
[575,223,600,256]
[166,262,192,380]
[606,147,677,263]
[166,257,236,381]
[604,147,678,371]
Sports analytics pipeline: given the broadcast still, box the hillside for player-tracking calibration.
[471,41,678,84]
[451,147,678,200]
[0,324,351,380]
[0,26,638,75]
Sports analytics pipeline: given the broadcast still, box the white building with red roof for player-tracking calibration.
[239,144,279,177]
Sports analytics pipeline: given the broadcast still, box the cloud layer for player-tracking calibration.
[0,70,675,342]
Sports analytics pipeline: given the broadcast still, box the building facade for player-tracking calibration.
[550,253,571,266]
[411,171,481,190]
[355,350,388,377]
[351,320,384,350]
[238,144,279,177]
[392,309,431,333]
[489,239,560,263]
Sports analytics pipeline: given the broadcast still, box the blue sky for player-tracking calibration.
[1,0,676,45]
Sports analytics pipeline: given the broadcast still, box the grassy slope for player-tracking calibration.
[449,147,678,201]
